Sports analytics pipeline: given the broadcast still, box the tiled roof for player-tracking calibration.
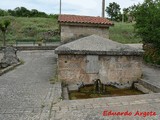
[58,14,113,26]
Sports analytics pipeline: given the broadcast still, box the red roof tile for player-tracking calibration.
[58,14,113,26]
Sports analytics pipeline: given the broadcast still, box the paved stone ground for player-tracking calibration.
[0,50,61,120]
[52,93,160,120]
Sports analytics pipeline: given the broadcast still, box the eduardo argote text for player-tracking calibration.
[103,110,156,117]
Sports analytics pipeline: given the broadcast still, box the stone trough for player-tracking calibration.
[55,35,144,89]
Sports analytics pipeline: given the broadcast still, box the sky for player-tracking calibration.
[0,0,144,16]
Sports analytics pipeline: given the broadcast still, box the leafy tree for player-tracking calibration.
[106,2,121,21]
[134,0,160,46]
[123,5,138,23]
[0,9,9,16]
[14,7,30,17]
[8,9,16,16]
[122,8,129,22]
[0,19,11,46]
[30,9,39,17]
[134,0,160,64]
[0,7,57,18]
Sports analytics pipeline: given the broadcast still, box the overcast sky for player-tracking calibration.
[0,0,144,16]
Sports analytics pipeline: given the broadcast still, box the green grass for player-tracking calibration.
[0,16,59,46]
[109,22,142,44]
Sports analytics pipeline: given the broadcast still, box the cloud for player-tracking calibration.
[61,0,101,16]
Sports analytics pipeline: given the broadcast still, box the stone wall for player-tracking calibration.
[61,25,109,43]
[58,55,143,88]
[0,46,59,51]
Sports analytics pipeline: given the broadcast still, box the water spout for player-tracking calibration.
[93,79,106,94]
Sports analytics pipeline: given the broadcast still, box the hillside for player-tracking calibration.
[0,16,59,45]
[109,22,142,44]
[0,17,141,46]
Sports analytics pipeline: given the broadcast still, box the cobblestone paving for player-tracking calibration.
[0,50,61,120]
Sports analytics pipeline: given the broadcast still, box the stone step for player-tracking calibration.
[134,83,153,94]
[139,79,160,93]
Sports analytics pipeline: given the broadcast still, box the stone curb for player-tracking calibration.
[0,62,22,76]
[144,62,160,68]
[134,83,154,94]
[139,79,160,93]
[39,82,63,120]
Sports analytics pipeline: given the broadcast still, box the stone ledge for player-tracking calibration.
[139,79,160,93]
[134,83,154,94]
[0,46,59,51]
[55,50,144,56]
[0,62,22,76]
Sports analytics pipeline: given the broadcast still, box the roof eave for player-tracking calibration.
[58,21,113,28]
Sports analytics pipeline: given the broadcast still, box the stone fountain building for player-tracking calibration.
[58,14,113,43]
[55,35,144,88]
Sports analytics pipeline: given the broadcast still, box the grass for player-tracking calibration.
[109,22,142,44]
[0,16,59,46]
[49,75,59,84]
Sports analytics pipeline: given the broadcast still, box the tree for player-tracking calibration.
[134,0,160,64]
[0,7,53,18]
[123,5,138,23]
[0,9,9,16]
[0,19,11,46]
[14,7,30,17]
[8,9,16,16]
[134,0,160,46]
[106,2,121,21]
[30,9,39,17]
[122,8,129,22]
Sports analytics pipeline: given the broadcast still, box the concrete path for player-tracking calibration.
[0,50,61,120]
